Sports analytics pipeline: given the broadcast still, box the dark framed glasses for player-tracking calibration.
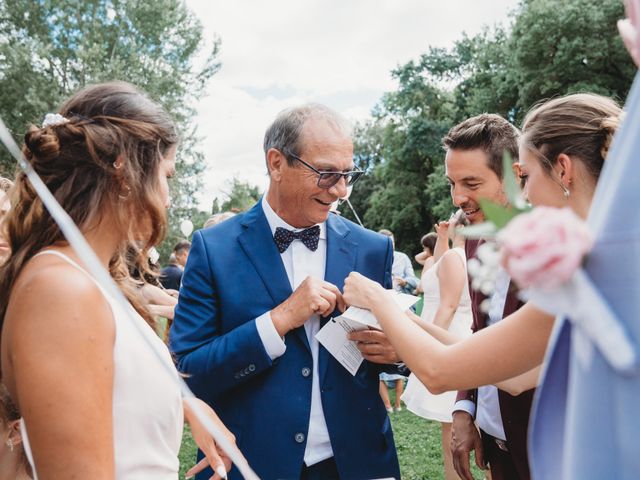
[285,151,364,189]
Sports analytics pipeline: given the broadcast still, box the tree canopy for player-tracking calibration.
[342,0,634,258]
[0,0,220,260]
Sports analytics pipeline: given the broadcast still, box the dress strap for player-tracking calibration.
[32,250,98,286]
[450,247,467,263]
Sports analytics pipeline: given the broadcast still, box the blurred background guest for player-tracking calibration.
[0,177,13,263]
[379,229,419,294]
[402,210,472,480]
[203,211,236,229]
[414,232,438,296]
[160,240,191,290]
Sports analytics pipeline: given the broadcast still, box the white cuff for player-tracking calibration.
[255,311,286,360]
[453,400,476,418]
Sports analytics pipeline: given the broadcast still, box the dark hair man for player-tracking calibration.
[160,240,191,290]
[444,114,534,480]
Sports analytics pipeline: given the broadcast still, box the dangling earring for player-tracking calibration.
[7,438,13,452]
[558,172,570,198]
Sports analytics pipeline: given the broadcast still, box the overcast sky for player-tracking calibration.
[185,0,520,209]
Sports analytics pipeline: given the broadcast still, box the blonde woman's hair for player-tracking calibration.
[522,93,622,181]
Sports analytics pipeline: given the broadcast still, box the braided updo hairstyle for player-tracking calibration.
[521,93,623,182]
[0,81,178,326]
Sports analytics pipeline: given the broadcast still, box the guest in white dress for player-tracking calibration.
[0,82,236,479]
[414,232,438,295]
[402,210,472,480]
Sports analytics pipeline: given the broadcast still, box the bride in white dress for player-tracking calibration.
[0,82,235,479]
[402,211,472,480]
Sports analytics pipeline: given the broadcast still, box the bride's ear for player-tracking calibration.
[555,153,574,188]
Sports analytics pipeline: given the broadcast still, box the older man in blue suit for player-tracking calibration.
[170,104,401,480]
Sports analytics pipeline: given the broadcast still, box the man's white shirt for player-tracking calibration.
[253,196,333,466]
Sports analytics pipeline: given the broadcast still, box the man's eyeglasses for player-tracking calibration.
[285,151,364,189]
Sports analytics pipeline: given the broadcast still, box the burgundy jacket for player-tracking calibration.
[456,239,534,479]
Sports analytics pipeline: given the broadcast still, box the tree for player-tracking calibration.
[212,176,263,214]
[510,0,633,115]
[0,0,221,260]
[351,0,635,260]
[348,65,456,257]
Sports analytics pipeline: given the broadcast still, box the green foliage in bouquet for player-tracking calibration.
[462,152,531,238]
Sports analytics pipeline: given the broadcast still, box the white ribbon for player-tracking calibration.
[523,268,638,375]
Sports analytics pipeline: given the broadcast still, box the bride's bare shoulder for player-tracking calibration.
[5,252,115,340]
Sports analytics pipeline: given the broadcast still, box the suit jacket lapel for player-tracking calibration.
[319,213,357,384]
[238,202,313,353]
[238,202,293,312]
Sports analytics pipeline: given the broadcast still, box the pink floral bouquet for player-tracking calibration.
[462,154,636,373]
[498,206,593,290]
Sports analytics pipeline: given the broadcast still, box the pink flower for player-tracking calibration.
[497,207,593,289]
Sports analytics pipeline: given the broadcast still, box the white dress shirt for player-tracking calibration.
[253,196,334,466]
[454,267,511,441]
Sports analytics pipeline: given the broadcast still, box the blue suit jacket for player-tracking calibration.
[170,202,401,480]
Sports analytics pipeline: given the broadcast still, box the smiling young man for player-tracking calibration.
[170,104,401,480]
[443,114,535,480]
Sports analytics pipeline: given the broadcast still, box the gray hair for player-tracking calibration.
[263,103,352,170]
[203,211,236,229]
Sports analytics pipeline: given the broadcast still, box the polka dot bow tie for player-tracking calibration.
[274,225,321,253]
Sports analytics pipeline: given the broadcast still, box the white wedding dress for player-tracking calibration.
[401,247,473,422]
[21,250,184,479]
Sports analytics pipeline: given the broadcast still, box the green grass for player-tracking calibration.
[178,389,485,479]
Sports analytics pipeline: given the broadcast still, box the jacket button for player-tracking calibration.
[301,367,311,377]
[295,433,305,443]
[248,364,256,372]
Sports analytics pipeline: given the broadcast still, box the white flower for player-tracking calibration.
[480,299,491,313]
[467,241,500,296]
[148,247,160,265]
[477,242,500,266]
[467,258,481,277]
[42,113,69,128]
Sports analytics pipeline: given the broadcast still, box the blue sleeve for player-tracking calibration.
[169,231,273,403]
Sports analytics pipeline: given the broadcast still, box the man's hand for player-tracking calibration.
[436,220,450,238]
[451,410,486,480]
[393,276,408,287]
[271,276,346,337]
[349,329,401,364]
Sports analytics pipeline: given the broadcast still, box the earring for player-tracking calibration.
[7,438,13,452]
[561,184,570,198]
[113,161,122,170]
[118,184,131,200]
